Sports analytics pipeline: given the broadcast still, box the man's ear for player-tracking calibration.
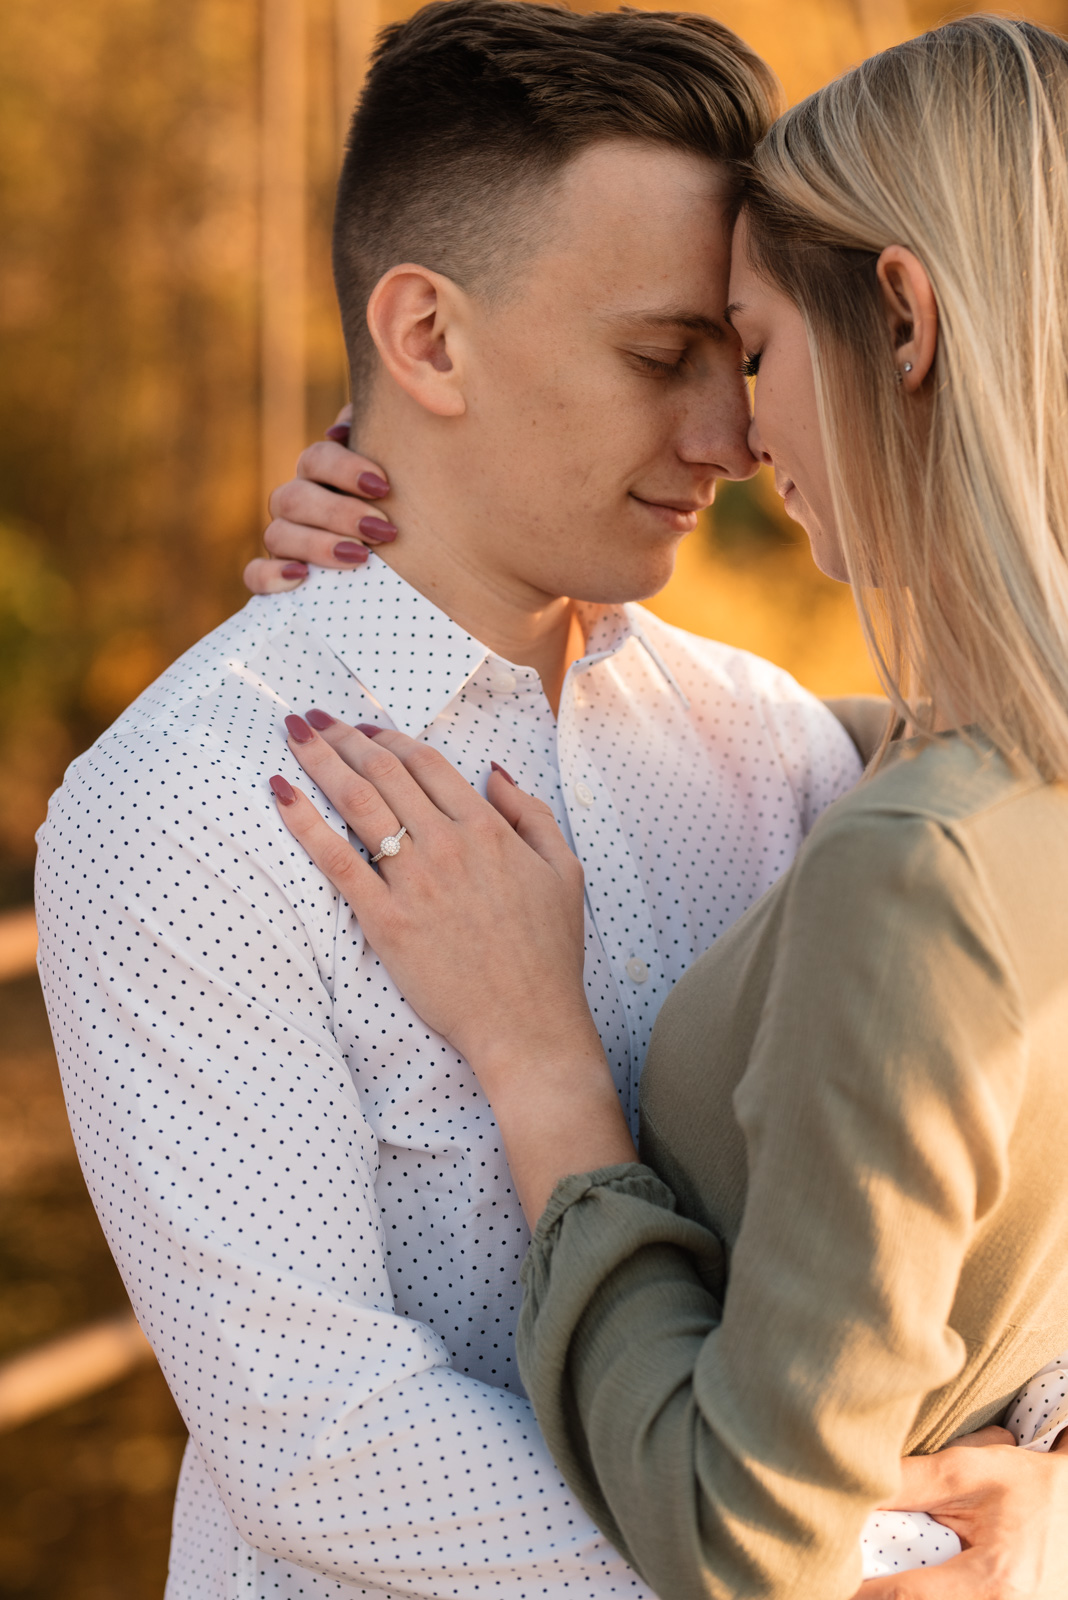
[366,265,468,418]
[876,245,938,393]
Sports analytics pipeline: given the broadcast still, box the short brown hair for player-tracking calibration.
[333,0,779,406]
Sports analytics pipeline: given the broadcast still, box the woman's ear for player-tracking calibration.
[366,265,468,418]
[876,245,938,393]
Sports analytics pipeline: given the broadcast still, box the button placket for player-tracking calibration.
[557,671,668,1108]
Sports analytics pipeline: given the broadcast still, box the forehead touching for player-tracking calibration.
[521,138,736,333]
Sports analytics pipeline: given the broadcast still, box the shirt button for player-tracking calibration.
[625,957,649,984]
[573,781,594,807]
[489,668,517,694]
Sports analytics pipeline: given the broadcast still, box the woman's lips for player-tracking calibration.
[629,494,702,533]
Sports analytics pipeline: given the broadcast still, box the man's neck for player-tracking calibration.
[356,429,588,715]
[378,535,586,717]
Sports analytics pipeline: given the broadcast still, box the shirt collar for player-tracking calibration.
[288,558,685,737]
[289,558,489,737]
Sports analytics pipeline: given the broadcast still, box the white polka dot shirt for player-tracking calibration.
[37,557,880,1598]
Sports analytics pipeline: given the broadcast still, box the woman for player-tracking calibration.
[267,18,1068,1598]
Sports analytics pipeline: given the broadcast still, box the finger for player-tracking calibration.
[269,774,390,920]
[264,518,373,570]
[299,714,485,823]
[365,727,501,822]
[857,1547,994,1599]
[944,1426,1016,1451]
[488,768,585,883]
[883,1439,1013,1512]
[294,438,390,500]
[324,401,353,440]
[244,557,309,595]
[282,716,419,860]
[267,478,396,547]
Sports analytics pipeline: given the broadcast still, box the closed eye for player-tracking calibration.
[740,351,761,378]
[630,351,688,378]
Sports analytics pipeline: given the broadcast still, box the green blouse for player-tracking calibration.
[517,733,1068,1600]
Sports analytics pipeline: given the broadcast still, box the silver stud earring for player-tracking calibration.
[903,361,914,374]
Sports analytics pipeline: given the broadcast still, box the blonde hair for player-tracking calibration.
[742,16,1068,778]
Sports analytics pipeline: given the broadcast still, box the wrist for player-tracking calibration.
[470,1034,637,1226]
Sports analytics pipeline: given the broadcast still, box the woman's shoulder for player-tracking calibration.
[791,731,1067,950]
[813,730,1054,844]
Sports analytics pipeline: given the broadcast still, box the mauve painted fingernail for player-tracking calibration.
[357,723,384,738]
[358,515,398,543]
[305,708,336,731]
[325,423,351,443]
[491,762,517,785]
[285,714,314,744]
[337,540,370,566]
[270,775,296,805]
[281,561,308,580]
[357,471,390,498]
[335,540,369,564]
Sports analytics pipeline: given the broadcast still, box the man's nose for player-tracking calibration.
[679,374,760,484]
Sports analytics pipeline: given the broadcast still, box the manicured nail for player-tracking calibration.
[281,561,308,580]
[356,723,384,738]
[491,762,517,786]
[325,423,351,443]
[305,708,336,731]
[285,714,314,744]
[357,471,390,498]
[269,775,296,805]
[358,515,398,543]
[335,540,369,564]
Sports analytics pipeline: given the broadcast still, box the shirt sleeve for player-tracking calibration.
[35,727,650,1600]
[516,811,1025,1600]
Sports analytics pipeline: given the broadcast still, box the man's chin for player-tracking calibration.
[566,547,683,607]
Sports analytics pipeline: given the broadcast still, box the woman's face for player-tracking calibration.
[726,215,847,582]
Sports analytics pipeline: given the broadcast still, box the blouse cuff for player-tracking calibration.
[530,1162,680,1249]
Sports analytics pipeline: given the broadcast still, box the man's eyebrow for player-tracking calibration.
[608,308,726,340]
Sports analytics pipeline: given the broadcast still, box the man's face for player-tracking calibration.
[455,139,759,606]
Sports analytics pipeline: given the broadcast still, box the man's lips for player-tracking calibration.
[629,493,707,532]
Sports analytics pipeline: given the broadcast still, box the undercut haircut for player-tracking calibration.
[333,0,780,408]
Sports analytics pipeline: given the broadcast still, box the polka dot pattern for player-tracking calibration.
[36,559,862,1598]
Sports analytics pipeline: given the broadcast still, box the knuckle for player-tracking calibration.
[363,747,400,785]
[263,519,299,557]
[339,777,387,821]
[272,480,302,520]
[297,439,332,478]
[404,744,444,779]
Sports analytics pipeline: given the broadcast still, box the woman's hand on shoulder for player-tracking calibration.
[244,406,397,594]
[269,714,635,1223]
[270,714,593,1073]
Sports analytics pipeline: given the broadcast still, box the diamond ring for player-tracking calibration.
[371,825,408,864]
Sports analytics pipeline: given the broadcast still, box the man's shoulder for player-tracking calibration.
[40,591,332,847]
[630,607,863,816]
[631,606,840,718]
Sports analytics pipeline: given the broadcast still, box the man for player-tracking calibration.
[37,4,1067,1598]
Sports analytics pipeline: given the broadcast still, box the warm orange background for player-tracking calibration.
[3,4,1068,1596]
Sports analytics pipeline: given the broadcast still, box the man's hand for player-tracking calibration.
[244,406,395,594]
[858,1428,1068,1598]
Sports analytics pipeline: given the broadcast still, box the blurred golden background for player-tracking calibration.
[2,1,1067,1594]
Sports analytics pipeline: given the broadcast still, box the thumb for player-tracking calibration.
[488,768,582,880]
[857,1548,994,1600]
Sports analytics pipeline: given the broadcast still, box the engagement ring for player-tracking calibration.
[371,826,408,864]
